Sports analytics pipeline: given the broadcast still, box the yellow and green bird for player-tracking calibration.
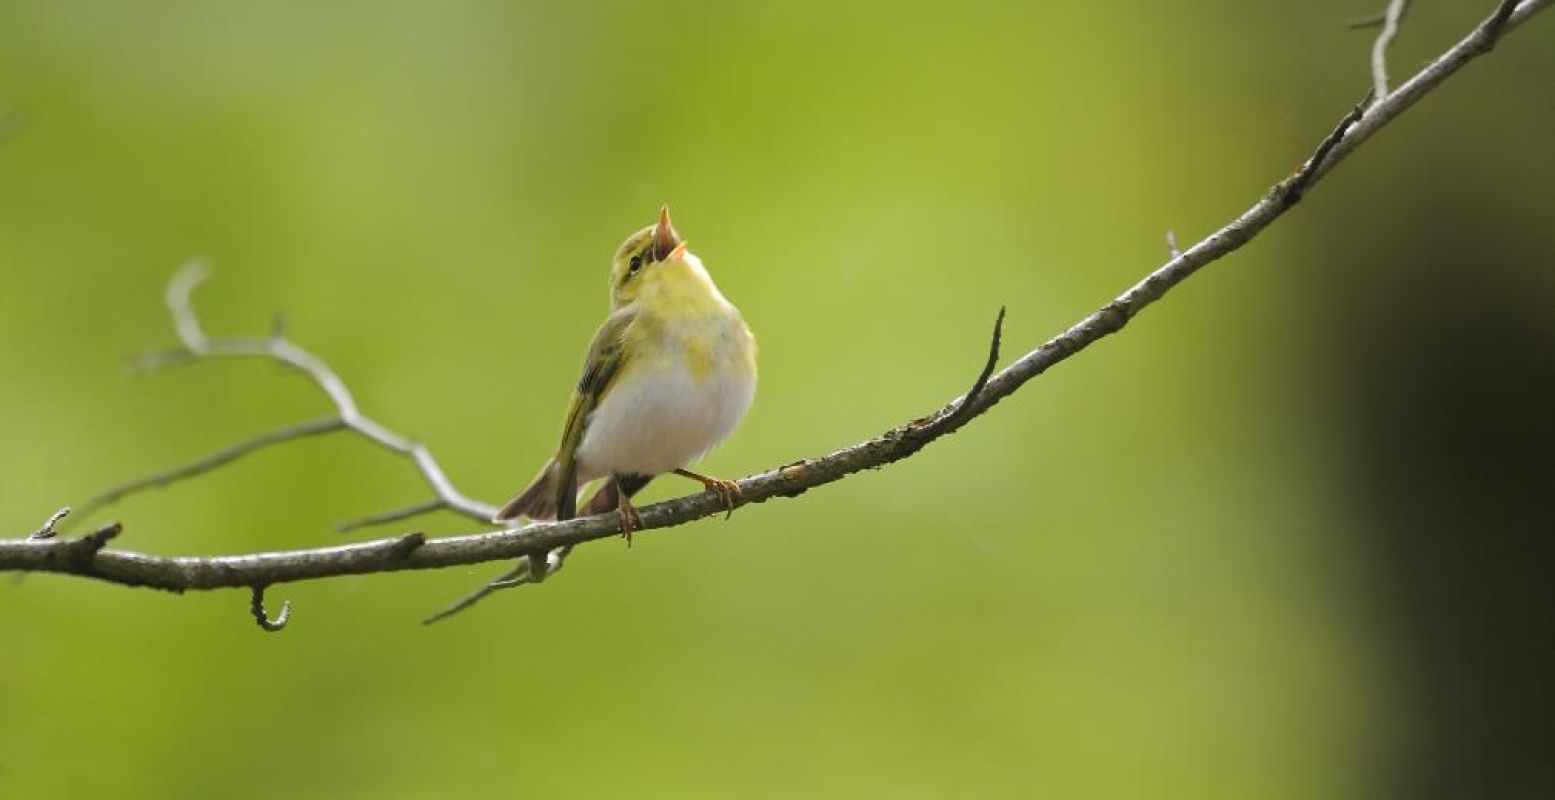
[494,206,757,536]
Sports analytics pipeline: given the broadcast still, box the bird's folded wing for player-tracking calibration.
[553,307,637,518]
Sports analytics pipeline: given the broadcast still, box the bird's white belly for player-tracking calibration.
[576,361,755,479]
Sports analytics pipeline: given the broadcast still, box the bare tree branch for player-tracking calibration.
[1309,0,1540,186]
[95,261,499,528]
[2,0,1550,622]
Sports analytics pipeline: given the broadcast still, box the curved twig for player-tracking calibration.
[250,585,292,632]
[947,307,1005,424]
[106,261,499,527]
[2,0,1550,620]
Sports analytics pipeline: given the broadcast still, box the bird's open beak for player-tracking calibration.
[653,204,683,261]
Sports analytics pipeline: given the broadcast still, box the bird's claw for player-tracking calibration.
[672,469,743,521]
[707,478,741,519]
[618,505,641,546]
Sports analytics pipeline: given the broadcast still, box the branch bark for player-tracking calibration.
[3,0,1550,619]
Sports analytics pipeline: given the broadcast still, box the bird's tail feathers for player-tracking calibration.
[493,460,569,522]
[495,466,655,523]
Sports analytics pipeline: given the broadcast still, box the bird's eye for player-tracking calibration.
[628,254,643,274]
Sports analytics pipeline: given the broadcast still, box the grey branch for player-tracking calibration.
[1371,0,1413,101]
[2,0,1550,618]
[69,260,498,529]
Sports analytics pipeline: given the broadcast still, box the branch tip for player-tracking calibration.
[29,507,70,540]
[168,260,213,351]
[954,305,1006,418]
[250,585,291,632]
[65,522,123,562]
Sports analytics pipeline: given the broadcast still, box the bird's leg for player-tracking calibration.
[615,476,642,546]
[673,468,742,519]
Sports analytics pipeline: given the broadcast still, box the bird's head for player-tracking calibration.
[608,204,697,309]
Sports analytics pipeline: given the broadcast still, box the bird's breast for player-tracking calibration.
[576,312,756,477]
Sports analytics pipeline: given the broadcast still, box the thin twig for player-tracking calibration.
[49,522,126,566]
[76,522,123,556]
[337,500,446,533]
[70,419,347,526]
[29,507,70,540]
[250,585,291,632]
[421,562,530,625]
[1371,0,1413,102]
[423,546,566,624]
[91,263,498,525]
[940,307,1006,429]
[1,0,1549,619]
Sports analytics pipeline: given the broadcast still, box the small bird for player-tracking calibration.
[493,205,757,538]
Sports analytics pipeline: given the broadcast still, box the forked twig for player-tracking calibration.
[94,262,500,528]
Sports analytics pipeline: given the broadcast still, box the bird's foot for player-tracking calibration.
[617,494,642,547]
[674,469,743,519]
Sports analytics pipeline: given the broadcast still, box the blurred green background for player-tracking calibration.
[3,2,1552,798]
